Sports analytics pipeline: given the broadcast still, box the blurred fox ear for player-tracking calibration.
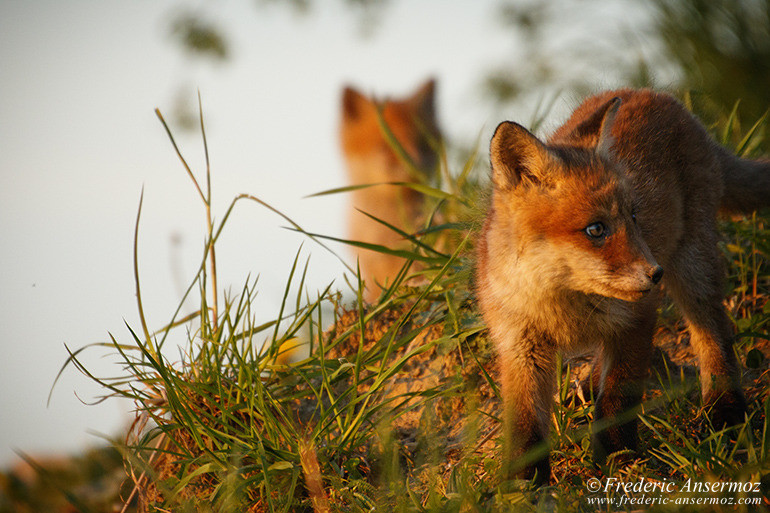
[342,86,370,120]
[490,121,556,189]
[407,78,436,122]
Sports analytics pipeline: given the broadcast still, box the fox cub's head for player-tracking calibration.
[340,79,440,180]
[489,98,663,302]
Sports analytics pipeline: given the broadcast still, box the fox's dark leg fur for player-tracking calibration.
[592,297,657,464]
[664,222,747,427]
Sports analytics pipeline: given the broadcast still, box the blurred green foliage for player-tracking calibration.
[167,0,770,118]
[170,13,228,60]
[490,0,770,128]
[165,0,770,136]
[651,0,770,120]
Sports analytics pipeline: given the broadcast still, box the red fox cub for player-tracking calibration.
[477,89,770,483]
[340,80,441,302]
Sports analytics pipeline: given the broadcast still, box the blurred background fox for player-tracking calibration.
[339,79,441,302]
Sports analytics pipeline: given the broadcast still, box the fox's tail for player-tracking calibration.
[719,151,770,215]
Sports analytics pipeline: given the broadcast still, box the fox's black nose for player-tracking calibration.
[650,265,664,284]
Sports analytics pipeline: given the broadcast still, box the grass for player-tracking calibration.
[4,93,770,512]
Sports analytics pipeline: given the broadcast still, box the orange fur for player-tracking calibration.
[477,89,770,483]
[340,80,441,301]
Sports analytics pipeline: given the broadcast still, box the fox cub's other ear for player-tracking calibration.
[571,97,622,158]
[490,121,555,190]
[597,97,621,158]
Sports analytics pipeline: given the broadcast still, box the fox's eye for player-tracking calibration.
[631,213,637,224]
[585,222,606,239]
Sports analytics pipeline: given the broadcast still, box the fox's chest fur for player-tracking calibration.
[478,210,638,356]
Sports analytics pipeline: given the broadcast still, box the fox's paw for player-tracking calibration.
[503,457,550,487]
[594,449,638,475]
[704,389,748,428]
[592,417,639,467]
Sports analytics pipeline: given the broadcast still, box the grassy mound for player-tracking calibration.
[14,97,770,512]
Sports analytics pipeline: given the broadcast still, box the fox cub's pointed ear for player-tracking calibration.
[571,97,622,158]
[490,121,554,190]
[342,86,370,121]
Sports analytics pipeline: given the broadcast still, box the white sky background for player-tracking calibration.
[0,0,654,466]
[0,0,507,467]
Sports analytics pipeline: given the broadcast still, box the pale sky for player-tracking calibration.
[0,0,514,466]
[0,0,649,466]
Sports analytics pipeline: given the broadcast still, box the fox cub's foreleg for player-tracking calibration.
[499,328,556,484]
